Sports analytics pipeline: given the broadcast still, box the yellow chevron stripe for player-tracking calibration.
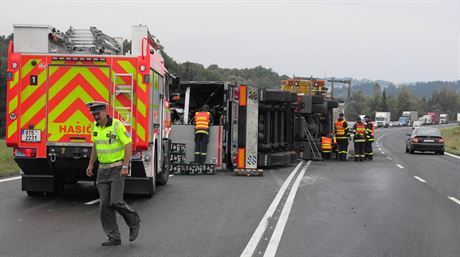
[137,98,146,117]
[9,95,18,112]
[35,118,46,130]
[9,71,19,89]
[21,95,46,127]
[117,61,137,80]
[137,74,146,92]
[21,59,41,78]
[21,67,51,103]
[7,120,17,138]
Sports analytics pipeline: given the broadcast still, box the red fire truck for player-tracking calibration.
[6,24,172,197]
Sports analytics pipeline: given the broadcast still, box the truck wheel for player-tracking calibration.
[409,147,414,154]
[27,191,44,197]
[312,96,324,104]
[311,104,324,113]
[157,141,170,186]
[148,147,157,198]
[439,150,444,155]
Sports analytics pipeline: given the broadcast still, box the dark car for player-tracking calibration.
[406,127,444,155]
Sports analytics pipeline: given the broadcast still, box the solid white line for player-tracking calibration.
[448,196,460,205]
[169,174,174,177]
[240,161,305,257]
[386,156,392,160]
[396,164,404,169]
[84,199,100,205]
[413,176,427,183]
[0,176,21,183]
[264,161,311,257]
[382,152,385,154]
[445,152,460,160]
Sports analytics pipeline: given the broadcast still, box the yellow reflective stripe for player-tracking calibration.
[200,152,207,155]
[7,120,17,138]
[21,59,40,78]
[137,74,146,92]
[35,118,46,130]
[94,139,121,145]
[21,95,46,126]
[9,95,18,112]
[137,98,146,117]
[21,68,49,103]
[195,130,209,135]
[9,71,19,89]
[136,121,146,141]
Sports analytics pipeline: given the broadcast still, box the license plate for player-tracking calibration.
[21,130,41,142]
[424,139,434,143]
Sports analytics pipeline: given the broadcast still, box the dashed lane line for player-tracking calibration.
[448,197,460,206]
[386,156,392,160]
[264,161,311,257]
[240,161,305,257]
[413,176,427,183]
[396,164,404,169]
[0,176,21,183]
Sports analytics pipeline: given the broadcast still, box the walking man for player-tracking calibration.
[193,105,213,164]
[353,117,366,162]
[364,115,375,160]
[85,101,140,246]
[335,113,350,161]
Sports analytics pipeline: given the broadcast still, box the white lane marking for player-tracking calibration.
[84,199,100,205]
[169,174,174,177]
[445,152,460,160]
[413,176,427,183]
[387,156,392,160]
[448,196,460,205]
[264,161,311,257]
[382,152,385,154]
[396,164,404,169]
[240,161,305,257]
[0,176,21,183]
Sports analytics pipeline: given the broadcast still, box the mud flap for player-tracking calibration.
[22,175,55,193]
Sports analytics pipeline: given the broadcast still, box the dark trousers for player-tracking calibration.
[96,166,140,241]
[336,138,349,160]
[194,133,209,164]
[354,142,365,161]
[365,141,373,160]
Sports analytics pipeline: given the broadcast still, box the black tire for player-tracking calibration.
[405,146,409,153]
[409,147,414,154]
[148,148,158,198]
[26,191,44,197]
[439,150,444,155]
[157,141,170,186]
[312,96,324,104]
[327,100,339,109]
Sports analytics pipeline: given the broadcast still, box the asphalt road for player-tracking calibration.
[0,125,459,257]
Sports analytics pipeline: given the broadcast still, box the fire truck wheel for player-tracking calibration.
[148,147,157,198]
[26,191,44,197]
[311,104,325,113]
[157,141,170,186]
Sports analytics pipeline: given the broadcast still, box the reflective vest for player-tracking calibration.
[195,112,210,134]
[321,137,332,153]
[335,120,349,139]
[366,122,375,142]
[92,118,132,164]
[354,123,366,142]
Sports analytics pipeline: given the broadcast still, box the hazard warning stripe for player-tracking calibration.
[9,71,19,89]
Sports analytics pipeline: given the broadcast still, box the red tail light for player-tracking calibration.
[14,148,36,157]
[439,138,444,143]
[412,137,419,143]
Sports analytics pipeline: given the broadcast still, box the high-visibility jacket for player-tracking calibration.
[91,117,132,164]
[321,136,332,153]
[353,122,366,143]
[335,119,350,139]
[365,122,375,142]
[195,112,211,134]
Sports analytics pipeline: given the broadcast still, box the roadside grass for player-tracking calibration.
[0,139,20,177]
[441,126,460,156]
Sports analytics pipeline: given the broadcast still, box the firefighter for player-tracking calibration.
[335,113,350,161]
[353,117,366,162]
[364,115,375,160]
[193,105,214,164]
[85,101,140,246]
[321,135,333,160]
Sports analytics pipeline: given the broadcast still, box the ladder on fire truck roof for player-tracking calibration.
[112,74,134,135]
[65,26,122,54]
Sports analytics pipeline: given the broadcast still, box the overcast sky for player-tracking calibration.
[1,0,459,83]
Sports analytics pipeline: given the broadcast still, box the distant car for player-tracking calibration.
[412,121,422,129]
[406,127,444,155]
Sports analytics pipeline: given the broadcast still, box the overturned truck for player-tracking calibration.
[168,78,338,175]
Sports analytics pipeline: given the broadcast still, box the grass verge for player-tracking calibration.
[0,139,20,177]
[440,126,460,156]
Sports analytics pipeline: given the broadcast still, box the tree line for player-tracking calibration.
[345,82,460,122]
